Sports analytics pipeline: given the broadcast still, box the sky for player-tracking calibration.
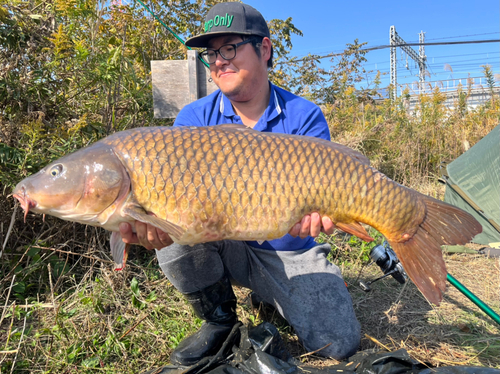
[243,0,500,95]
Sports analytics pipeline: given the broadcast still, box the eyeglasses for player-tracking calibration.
[200,39,254,65]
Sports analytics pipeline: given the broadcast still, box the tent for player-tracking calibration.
[441,124,500,246]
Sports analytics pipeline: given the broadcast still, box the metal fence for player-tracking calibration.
[398,76,495,96]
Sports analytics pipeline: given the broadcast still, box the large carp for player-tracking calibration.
[13,124,481,305]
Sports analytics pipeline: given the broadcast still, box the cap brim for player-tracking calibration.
[185,31,256,48]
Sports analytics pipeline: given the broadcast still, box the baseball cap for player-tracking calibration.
[185,2,270,48]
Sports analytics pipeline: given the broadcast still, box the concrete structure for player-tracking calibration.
[151,50,218,118]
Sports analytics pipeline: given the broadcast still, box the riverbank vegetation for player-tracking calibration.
[1,0,499,372]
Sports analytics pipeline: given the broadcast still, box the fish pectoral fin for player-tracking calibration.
[110,231,130,270]
[336,221,374,242]
[122,205,185,239]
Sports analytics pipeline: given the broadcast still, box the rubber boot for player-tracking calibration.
[170,276,238,366]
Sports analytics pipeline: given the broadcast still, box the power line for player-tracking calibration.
[293,45,500,62]
[422,32,499,41]
[362,51,500,68]
[429,57,500,65]
[424,51,500,59]
[403,33,500,43]
[361,63,498,75]
[391,58,499,72]
[278,39,500,65]
[356,61,498,77]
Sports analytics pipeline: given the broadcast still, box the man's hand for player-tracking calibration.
[288,212,336,239]
[119,221,173,250]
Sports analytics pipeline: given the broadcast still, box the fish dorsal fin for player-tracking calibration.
[122,204,185,240]
[335,221,374,242]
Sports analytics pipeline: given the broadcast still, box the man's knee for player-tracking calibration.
[301,318,361,360]
[322,327,361,360]
[156,242,220,270]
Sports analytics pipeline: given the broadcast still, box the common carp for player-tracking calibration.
[13,124,482,305]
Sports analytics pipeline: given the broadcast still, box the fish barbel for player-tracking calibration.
[12,124,482,304]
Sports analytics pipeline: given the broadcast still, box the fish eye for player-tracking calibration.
[50,164,64,177]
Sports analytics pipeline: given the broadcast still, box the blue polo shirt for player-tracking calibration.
[174,82,330,251]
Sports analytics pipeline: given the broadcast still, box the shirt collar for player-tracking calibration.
[266,83,282,121]
[220,93,234,117]
[219,82,282,124]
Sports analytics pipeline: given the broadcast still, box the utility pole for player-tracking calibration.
[389,26,427,99]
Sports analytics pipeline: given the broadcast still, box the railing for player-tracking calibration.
[398,76,495,96]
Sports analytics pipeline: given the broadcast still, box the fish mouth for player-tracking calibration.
[12,189,37,222]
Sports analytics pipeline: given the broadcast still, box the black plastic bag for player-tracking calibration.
[142,322,499,374]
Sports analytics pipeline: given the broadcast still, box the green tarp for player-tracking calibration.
[443,124,500,245]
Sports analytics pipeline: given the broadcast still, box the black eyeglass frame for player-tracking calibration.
[200,39,255,65]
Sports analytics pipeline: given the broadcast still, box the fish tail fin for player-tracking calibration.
[389,232,447,305]
[388,196,482,305]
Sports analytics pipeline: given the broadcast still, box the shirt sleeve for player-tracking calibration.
[173,105,203,127]
[296,106,331,141]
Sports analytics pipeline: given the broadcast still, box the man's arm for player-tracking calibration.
[297,105,331,140]
[121,212,335,250]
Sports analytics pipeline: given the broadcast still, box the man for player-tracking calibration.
[120,2,360,366]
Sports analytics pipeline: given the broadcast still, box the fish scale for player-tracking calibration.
[13,124,482,304]
[105,126,413,241]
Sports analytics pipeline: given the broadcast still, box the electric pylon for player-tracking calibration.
[390,26,427,99]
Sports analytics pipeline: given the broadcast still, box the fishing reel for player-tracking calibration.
[359,241,408,292]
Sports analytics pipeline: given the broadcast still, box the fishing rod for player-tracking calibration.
[447,273,500,325]
[134,0,210,68]
[361,241,500,326]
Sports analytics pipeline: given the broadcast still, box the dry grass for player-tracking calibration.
[1,234,499,372]
[344,251,500,368]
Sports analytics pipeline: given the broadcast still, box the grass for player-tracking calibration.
[1,189,499,372]
[0,252,192,372]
